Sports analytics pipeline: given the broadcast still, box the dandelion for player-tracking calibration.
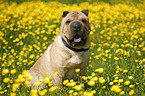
[128,76,133,79]
[129,90,135,95]
[44,77,50,83]
[114,57,119,60]
[73,92,78,96]
[10,92,16,96]
[2,69,9,75]
[99,68,104,73]
[123,70,128,73]
[84,91,93,96]
[79,91,83,95]
[35,81,41,86]
[49,86,57,93]
[63,80,69,85]
[73,85,82,91]
[109,82,114,85]
[0,86,2,90]
[67,82,77,87]
[27,75,32,81]
[111,85,122,93]
[39,89,47,96]
[129,85,135,88]
[87,80,95,86]
[124,81,130,85]
[3,78,10,83]
[120,91,125,95]
[102,86,106,89]
[12,83,20,92]
[69,90,74,94]
[118,79,123,83]
[10,69,16,74]
[75,68,80,73]
[99,77,105,84]
[91,77,98,81]
[31,89,38,96]
[55,72,58,75]
[46,72,50,75]
[25,81,30,87]
[43,37,47,41]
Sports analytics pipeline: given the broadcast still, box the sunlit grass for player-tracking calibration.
[0,1,145,96]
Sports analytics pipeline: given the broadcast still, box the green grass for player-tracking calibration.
[0,0,145,96]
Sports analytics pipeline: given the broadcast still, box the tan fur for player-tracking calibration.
[29,10,91,89]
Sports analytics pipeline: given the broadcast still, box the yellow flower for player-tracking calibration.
[75,68,80,73]
[99,68,104,73]
[55,72,58,75]
[10,92,16,96]
[46,72,50,75]
[102,86,106,89]
[114,57,119,60]
[129,90,135,95]
[99,77,105,84]
[29,54,35,59]
[91,77,98,81]
[88,80,95,86]
[84,91,93,96]
[69,90,74,94]
[2,69,9,75]
[73,92,78,96]
[35,81,41,86]
[31,89,38,96]
[3,78,10,83]
[129,85,135,88]
[111,85,122,93]
[43,37,47,41]
[124,81,130,85]
[123,70,128,73]
[91,90,96,94]
[109,82,114,85]
[10,69,16,74]
[73,85,82,91]
[0,86,2,90]
[67,82,77,87]
[63,80,69,85]
[39,90,46,96]
[128,76,133,79]
[82,76,87,80]
[27,75,32,81]
[49,86,57,93]
[12,83,20,92]
[25,81,30,87]
[44,77,50,83]
[118,79,123,83]
[79,91,83,95]
[120,91,125,95]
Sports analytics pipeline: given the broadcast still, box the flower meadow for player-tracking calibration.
[0,1,145,96]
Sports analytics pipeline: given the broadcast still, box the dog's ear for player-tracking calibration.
[62,11,69,17]
[81,10,89,16]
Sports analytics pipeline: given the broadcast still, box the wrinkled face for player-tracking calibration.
[60,10,91,47]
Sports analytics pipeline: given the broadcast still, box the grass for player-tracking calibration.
[0,0,145,96]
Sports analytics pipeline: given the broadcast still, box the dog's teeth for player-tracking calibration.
[74,37,81,42]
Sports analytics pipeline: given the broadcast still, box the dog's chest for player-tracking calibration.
[63,51,87,67]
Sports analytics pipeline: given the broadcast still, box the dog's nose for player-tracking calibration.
[71,22,82,32]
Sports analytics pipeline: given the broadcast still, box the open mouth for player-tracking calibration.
[66,35,87,47]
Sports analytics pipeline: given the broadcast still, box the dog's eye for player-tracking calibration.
[66,20,70,24]
[82,19,86,23]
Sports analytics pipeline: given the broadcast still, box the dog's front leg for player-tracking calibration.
[51,72,63,88]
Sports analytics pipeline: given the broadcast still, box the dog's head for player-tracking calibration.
[60,10,91,48]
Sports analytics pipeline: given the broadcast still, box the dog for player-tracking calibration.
[29,10,91,89]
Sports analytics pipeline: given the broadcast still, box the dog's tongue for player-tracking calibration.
[74,37,81,42]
